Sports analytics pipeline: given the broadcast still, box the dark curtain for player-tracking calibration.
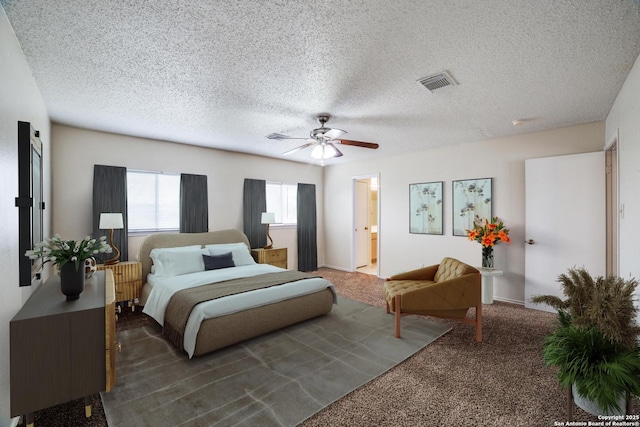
[180,173,208,233]
[92,165,128,263]
[243,179,267,249]
[297,183,317,272]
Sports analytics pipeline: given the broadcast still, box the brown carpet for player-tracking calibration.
[17,268,638,426]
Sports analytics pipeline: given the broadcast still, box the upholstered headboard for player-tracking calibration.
[137,229,251,281]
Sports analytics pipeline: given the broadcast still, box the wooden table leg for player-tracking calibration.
[84,396,92,418]
[566,386,573,421]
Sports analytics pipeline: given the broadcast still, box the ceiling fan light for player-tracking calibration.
[324,144,337,158]
[310,143,337,160]
[310,144,325,159]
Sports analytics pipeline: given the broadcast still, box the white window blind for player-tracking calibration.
[127,170,180,232]
[266,182,297,224]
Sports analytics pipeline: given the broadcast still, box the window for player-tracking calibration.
[266,182,297,224]
[127,170,180,232]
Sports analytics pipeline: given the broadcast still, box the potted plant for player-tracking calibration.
[25,234,112,300]
[532,268,640,415]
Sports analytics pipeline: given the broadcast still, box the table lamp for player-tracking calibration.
[261,212,275,249]
[99,212,124,265]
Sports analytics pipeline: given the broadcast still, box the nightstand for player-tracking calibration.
[251,248,288,269]
[97,261,142,311]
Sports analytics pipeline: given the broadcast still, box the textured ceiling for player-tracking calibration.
[2,1,640,165]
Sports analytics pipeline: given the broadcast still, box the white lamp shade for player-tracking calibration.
[310,143,337,160]
[99,212,124,229]
[261,212,276,224]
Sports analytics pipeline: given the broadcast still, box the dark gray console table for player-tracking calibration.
[10,270,116,426]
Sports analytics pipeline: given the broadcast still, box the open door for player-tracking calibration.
[352,174,380,276]
[605,136,619,277]
[355,180,370,268]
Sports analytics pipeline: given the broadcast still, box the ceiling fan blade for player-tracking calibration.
[267,133,309,140]
[282,142,315,155]
[337,139,379,149]
[324,128,346,139]
[328,143,343,157]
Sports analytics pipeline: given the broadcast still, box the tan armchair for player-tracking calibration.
[384,257,482,342]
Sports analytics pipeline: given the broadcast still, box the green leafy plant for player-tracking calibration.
[532,268,640,413]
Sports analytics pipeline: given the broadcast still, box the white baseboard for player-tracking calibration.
[493,296,524,305]
[318,264,352,272]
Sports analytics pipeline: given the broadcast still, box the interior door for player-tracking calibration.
[355,180,370,268]
[524,151,606,313]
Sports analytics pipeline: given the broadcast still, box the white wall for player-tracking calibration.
[0,6,51,427]
[606,53,640,284]
[51,125,325,270]
[324,122,604,304]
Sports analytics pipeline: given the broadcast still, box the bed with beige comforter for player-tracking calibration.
[138,229,335,357]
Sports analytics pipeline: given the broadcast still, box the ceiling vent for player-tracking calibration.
[417,71,457,92]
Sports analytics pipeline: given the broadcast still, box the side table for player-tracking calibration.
[479,268,503,304]
[250,248,288,269]
[97,261,142,311]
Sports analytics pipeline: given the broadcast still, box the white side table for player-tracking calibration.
[479,268,503,304]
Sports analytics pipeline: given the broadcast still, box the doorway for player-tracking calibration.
[352,174,380,276]
[605,134,619,277]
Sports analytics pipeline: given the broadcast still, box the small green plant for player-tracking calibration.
[532,268,640,413]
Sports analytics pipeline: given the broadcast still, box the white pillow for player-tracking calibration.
[205,243,256,266]
[150,245,204,277]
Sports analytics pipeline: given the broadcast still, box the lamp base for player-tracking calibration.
[105,228,121,265]
[264,225,273,250]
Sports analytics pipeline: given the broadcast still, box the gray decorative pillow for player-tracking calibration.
[202,252,235,270]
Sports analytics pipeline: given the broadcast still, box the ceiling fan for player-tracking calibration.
[267,115,379,161]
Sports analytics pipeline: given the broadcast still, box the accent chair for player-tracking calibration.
[384,257,483,342]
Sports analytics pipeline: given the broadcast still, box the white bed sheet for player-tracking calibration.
[142,264,336,357]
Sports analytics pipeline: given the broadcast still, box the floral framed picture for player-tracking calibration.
[409,181,443,235]
[452,178,492,236]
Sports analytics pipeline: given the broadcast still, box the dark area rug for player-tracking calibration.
[16,268,639,426]
[101,296,448,426]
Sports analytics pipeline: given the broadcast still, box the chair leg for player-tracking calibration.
[386,301,390,314]
[475,279,483,342]
[476,303,483,342]
[394,294,402,338]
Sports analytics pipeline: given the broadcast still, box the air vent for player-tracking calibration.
[417,71,457,92]
[266,133,288,140]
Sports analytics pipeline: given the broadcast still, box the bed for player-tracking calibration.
[138,229,336,358]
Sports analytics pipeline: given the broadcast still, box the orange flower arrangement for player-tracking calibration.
[466,217,510,247]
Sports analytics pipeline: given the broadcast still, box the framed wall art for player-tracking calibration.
[409,181,443,235]
[452,178,492,236]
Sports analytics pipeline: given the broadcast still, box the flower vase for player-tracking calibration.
[59,262,85,300]
[482,246,494,269]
